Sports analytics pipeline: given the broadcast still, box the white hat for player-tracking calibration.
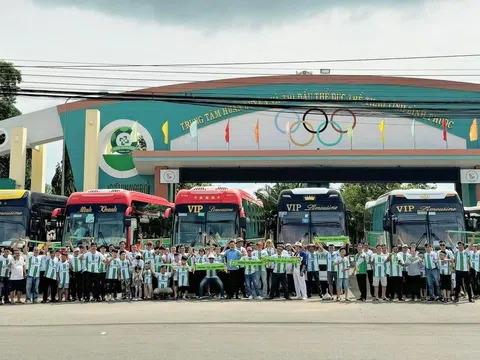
[74,248,80,252]
[208,254,215,259]
[294,242,303,247]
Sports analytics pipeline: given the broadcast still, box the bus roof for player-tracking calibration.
[67,189,172,207]
[175,187,263,207]
[365,189,460,209]
[465,201,480,212]
[280,187,337,195]
[0,190,67,203]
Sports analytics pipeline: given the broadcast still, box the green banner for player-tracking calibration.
[446,230,479,235]
[195,263,226,271]
[313,236,350,245]
[231,260,265,266]
[264,257,301,264]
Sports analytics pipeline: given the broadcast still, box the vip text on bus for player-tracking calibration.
[364,189,466,250]
[276,188,352,245]
[168,186,264,247]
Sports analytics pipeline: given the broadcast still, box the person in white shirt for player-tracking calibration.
[370,245,388,301]
[9,249,26,304]
[268,244,291,300]
[79,243,106,302]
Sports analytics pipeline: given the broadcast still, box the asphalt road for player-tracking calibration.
[2,299,478,359]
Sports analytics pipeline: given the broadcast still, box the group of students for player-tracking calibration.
[0,234,478,304]
[353,233,480,303]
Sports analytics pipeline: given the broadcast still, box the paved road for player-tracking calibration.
[2,299,478,359]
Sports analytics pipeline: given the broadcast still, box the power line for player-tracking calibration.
[3,53,480,68]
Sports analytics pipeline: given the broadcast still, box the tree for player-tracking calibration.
[0,61,30,188]
[340,183,436,241]
[51,147,76,196]
[254,183,306,234]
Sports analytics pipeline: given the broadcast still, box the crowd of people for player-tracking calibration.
[0,234,478,304]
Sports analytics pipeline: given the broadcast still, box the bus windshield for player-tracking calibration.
[278,210,345,243]
[393,210,465,249]
[63,205,127,247]
[176,207,238,246]
[0,206,27,247]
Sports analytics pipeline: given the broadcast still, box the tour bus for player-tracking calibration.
[0,190,67,248]
[276,188,352,246]
[364,189,466,250]
[168,186,264,247]
[52,189,173,249]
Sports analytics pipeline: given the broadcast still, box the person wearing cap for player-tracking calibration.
[240,247,261,299]
[68,247,83,302]
[292,242,307,300]
[104,249,120,301]
[199,254,225,298]
[56,252,71,302]
[253,242,268,298]
[268,244,291,300]
[305,243,322,299]
[142,241,155,265]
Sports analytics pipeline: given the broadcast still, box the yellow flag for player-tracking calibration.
[378,120,385,143]
[470,118,478,141]
[162,121,169,144]
[347,125,353,139]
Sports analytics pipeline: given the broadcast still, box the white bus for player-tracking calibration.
[364,189,466,250]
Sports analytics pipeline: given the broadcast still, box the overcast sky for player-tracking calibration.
[2,0,478,194]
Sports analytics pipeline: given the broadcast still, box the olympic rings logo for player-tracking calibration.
[273,108,357,147]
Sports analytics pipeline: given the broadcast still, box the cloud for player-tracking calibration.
[32,0,439,28]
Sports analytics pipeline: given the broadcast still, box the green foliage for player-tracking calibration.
[51,146,76,196]
[0,61,27,187]
[340,183,436,240]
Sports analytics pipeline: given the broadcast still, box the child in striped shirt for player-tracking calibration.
[132,266,143,301]
[177,256,192,300]
[438,251,453,303]
[105,250,120,301]
[143,264,153,300]
[56,252,71,302]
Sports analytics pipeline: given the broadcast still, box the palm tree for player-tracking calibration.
[255,183,307,236]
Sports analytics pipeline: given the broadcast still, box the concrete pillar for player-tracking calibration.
[154,166,169,199]
[31,145,46,193]
[9,127,27,189]
[83,109,100,191]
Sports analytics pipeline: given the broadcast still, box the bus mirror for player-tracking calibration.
[124,216,132,228]
[164,208,172,218]
[239,217,247,229]
[464,210,471,219]
[382,215,391,231]
[391,216,398,234]
[346,210,352,219]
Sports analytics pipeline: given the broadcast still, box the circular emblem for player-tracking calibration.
[98,120,154,179]
[466,170,479,183]
[162,170,176,183]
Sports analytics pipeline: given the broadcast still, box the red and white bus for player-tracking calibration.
[167,186,264,247]
[51,189,173,249]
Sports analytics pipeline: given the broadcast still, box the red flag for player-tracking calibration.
[224,120,230,143]
[442,119,447,141]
